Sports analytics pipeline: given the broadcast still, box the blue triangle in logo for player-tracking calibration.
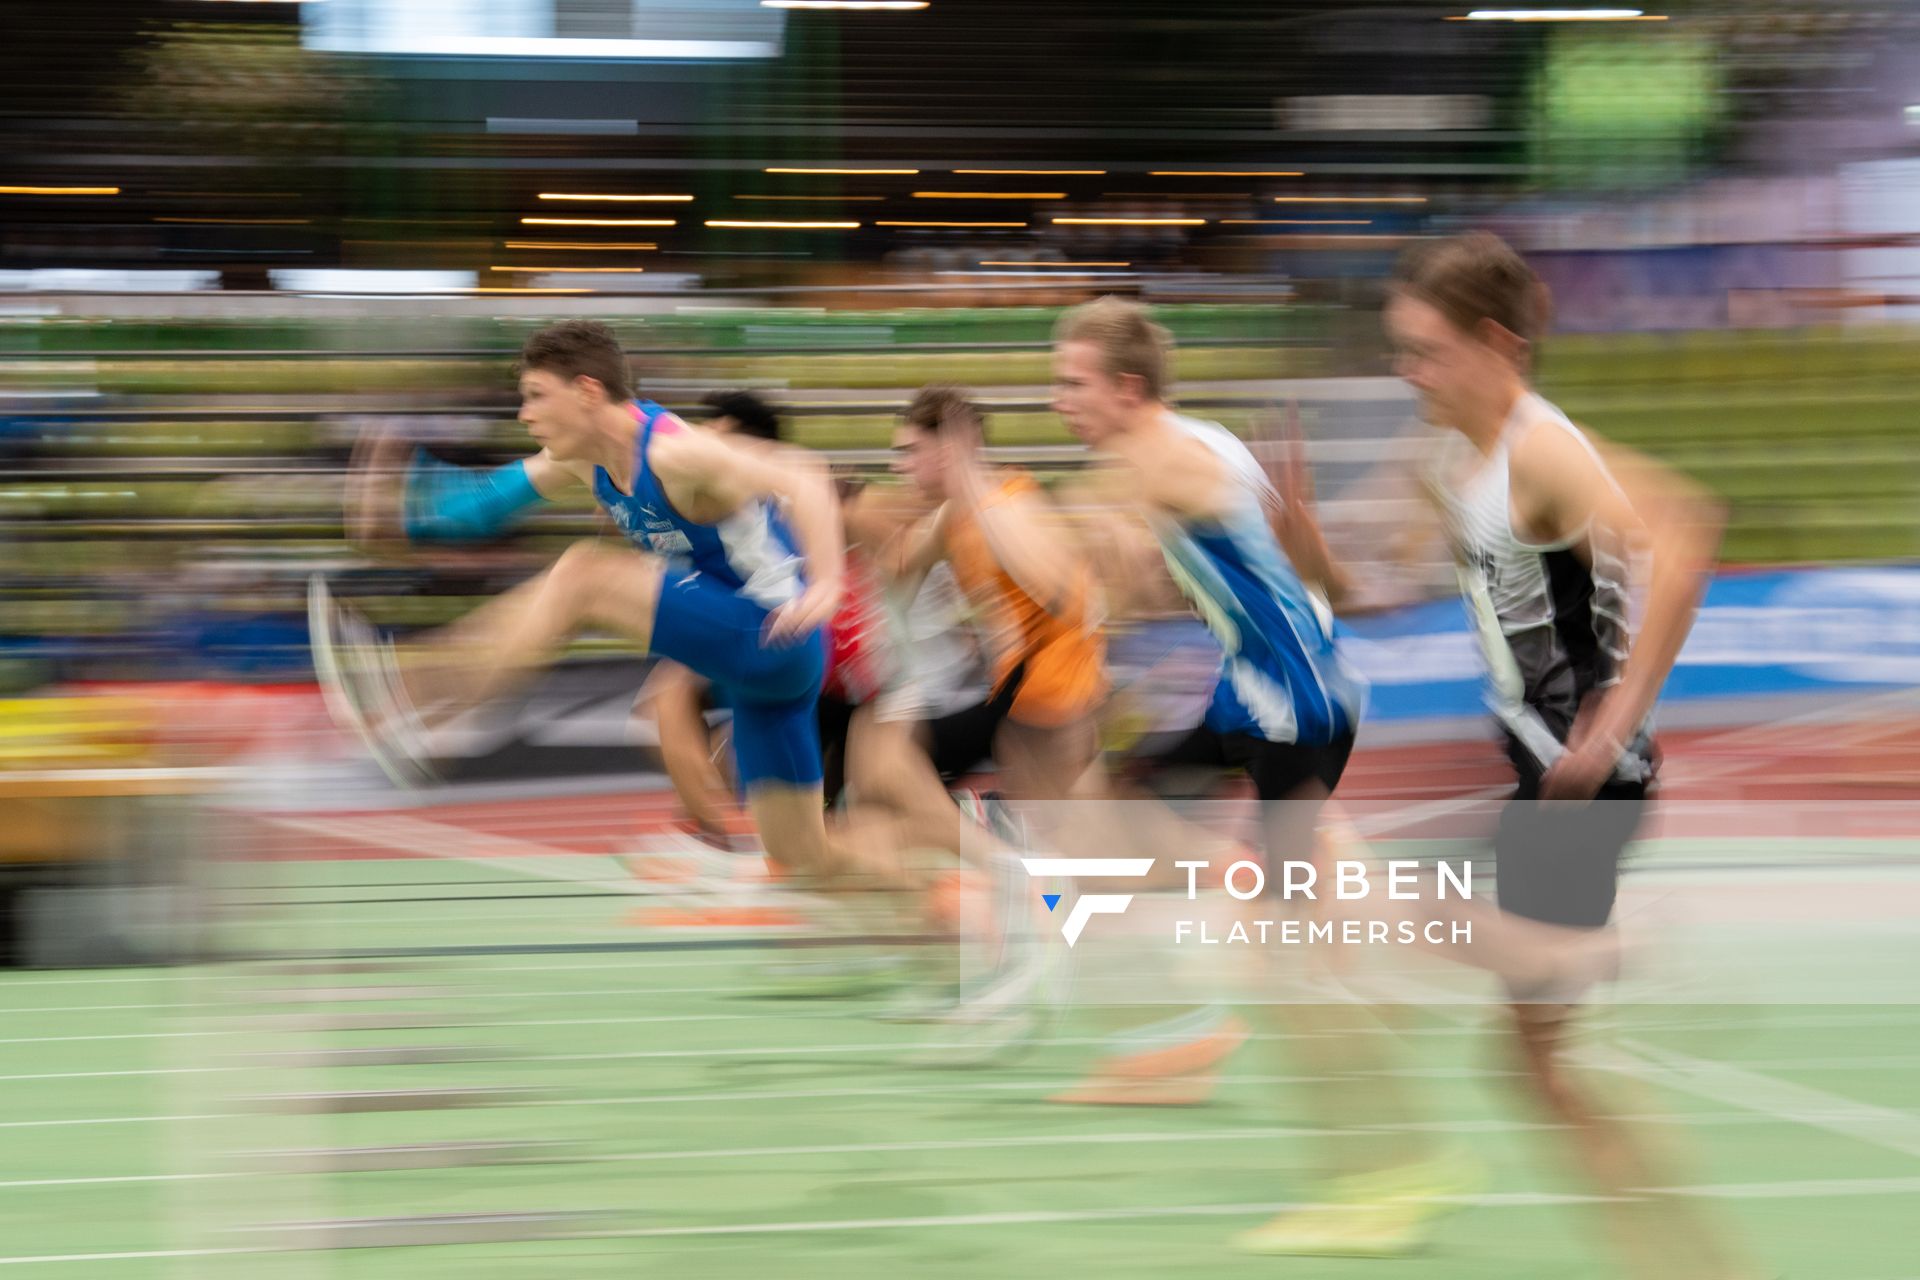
[1042,894,1061,912]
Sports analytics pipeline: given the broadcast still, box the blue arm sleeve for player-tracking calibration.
[403,452,548,542]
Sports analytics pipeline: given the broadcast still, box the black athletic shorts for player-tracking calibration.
[924,662,1026,783]
[816,692,856,808]
[1146,725,1355,802]
[1135,726,1355,877]
[1493,734,1650,930]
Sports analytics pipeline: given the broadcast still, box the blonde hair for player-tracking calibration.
[1053,296,1173,401]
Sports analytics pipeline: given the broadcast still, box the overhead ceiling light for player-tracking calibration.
[1456,8,1663,20]
[502,241,659,251]
[0,185,120,196]
[537,193,693,202]
[765,167,920,175]
[1052,217,1206,226]
[877,220,1028,227]
[1221,219,1372,226]
[952,169,1106,175]
[704,219,860,229]
[762,1,929,9]
[914,192,1068,200]
[522,217,678,227]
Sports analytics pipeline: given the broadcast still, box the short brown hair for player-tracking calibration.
[517,319,633,403]
[1053,296,1172,401]
[1394,232,1544,345]
[902,384,985,439]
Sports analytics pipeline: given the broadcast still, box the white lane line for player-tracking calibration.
[578,1172,1920,1240]
[0,1108,1847,1188]
[1612,1038,1920,1159]
[8,1173,1920,1263]
[0,983,789,1015]
[7,1031,1920,1087]
[0,953,774,992]
[258,814,644,894]
[0,1248,256,1267]
[0,1114,224,1130]
[1361,972,1920,1164]
[8,1142,1920,1198]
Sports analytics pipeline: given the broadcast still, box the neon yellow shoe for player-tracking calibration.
[1231,1148,1484,1257]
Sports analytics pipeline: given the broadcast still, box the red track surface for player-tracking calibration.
[248,711,1920,862]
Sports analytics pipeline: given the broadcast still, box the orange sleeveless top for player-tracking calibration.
[944,472,1107,727]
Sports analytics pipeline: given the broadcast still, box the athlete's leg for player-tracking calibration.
[845,707,986,863]
[992,713,1102,801]
[1508,1004,1759,1279]
[399,541,664,715]
[638,662,734,842]
[731,694,918,890]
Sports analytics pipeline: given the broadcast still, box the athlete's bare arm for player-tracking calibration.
[947,457,1083,618]
[878,498,955,592]
[650,425,846,641]
[1507,418,1723,798]
[1055,474,1180,619]
[1251,412,1354,608]
[1122,428,1234,525]
[522,449,592,498]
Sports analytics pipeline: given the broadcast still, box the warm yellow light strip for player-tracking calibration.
[1221,219,1372,226]
[915,191,1066,200]
[1452,8,1664,19]
[1149,170,1302,177]
[537,192,693,202]
[704,219,860,229]
[762,1,929,9]
[0,185,120,196]
[1052,217,1206,226]
[522,217,678,226]
[502,241,658,250]
[877,220,1028,228]
[765,166,920,175]
[951,169,1106,175]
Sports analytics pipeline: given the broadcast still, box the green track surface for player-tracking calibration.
[2,843,1917,1279]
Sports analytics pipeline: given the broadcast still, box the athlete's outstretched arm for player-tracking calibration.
[1252,408,1354,608]
[1511,424,1724,799]
[344,417,584,546]
[1250,408,1449,615]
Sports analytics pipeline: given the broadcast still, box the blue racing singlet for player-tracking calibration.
[1149,414,1367,746]
[590,401,805,609]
